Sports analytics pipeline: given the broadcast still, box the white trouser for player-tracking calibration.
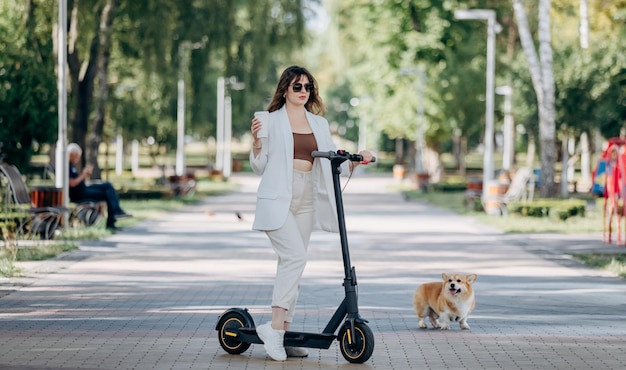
[266,169,314,322]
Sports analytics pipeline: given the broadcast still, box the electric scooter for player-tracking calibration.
[216,149,375,363]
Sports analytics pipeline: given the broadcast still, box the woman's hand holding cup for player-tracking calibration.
[253,111,269,139]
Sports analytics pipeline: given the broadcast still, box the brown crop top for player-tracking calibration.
[293,133,318,163]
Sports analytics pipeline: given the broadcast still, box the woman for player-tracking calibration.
[249,65,373,361]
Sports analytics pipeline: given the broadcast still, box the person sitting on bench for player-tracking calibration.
[67,143,132,231]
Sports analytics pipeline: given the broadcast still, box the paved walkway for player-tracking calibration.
[1,172,625,370]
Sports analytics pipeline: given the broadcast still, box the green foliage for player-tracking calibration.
[118,189,172,200]
[1,0,314,166]
[402,189,602,233]
[327,0,518,158]
[0,0,57,170]
[324,81,361,144]
[554,40,626,138]
[326,0,625,167]
[107,0,312,149]
[430,182,467,192]
[14,242,78,262]
[0,258,22,277]
[508,199,586,220]
[573,254,626,279]
[2,0,625,175]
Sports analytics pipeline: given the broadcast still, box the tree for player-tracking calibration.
[65,0,114,174]
[513,0,557,197]
[61,0,310,174]
[88,0,116,179]
[0,0,57,171]
[325,0,517,175]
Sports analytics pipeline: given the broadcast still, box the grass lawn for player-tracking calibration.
[573,254,626,279]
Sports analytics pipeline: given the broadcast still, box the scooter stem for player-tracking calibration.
[328,155,355,288]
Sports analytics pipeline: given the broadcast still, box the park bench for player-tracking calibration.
[483,167,535,215]
[43,164,104,227]
[0,163,66,240]
[168,174,197,196]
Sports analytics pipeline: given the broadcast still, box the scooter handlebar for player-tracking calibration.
[311,150,376,163]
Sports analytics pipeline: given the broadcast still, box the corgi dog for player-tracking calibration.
[413,273,477,330]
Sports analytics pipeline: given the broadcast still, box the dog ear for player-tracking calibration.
[442,272,449,281]
[466,274,477,284]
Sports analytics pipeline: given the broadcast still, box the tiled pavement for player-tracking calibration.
[1,173,625,370]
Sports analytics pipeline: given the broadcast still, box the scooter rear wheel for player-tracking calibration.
[338,322,374,363]
[217,311,251,354]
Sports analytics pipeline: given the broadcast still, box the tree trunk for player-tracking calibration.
[460,136,467,177]
[88,0,117,180]
[513,0,557,197]
[452,131,461,171]
[67,0,98,168]
[505,15,518,168]
[395,138,404,164]
[423,146,443,183]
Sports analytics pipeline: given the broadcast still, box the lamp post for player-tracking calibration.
[216,77,225,176]
[495,85,513,170]
[56,0,69,224]
[176,40,205,177]
[216,76,245,179]
[455,9,500,201]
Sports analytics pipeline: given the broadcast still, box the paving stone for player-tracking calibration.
[1,173,625,369]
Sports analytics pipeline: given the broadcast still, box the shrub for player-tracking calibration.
[508,199,586,220]
[431,182,467,192]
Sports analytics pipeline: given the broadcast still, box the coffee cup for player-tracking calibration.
[254,111,269,138]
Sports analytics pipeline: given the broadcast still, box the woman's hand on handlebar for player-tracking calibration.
[358,150,375,165]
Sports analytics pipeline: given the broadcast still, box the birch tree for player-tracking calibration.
[513,0,557,197]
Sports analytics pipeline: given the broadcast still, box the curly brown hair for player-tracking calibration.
[266,65,326,116]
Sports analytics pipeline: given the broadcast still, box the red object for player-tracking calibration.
[31,186,63,207]
[595,138,626,245]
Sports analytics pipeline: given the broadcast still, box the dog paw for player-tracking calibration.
[460,318,470,329]
[418,319,427,329]
[439,323,451,330]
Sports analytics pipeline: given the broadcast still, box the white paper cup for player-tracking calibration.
[254,111,269,138]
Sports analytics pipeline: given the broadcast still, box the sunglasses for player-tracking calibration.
[290,83,314,93]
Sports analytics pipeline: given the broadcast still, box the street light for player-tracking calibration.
[176,40,205,177]
[56,0,69,224]
[495,85,513,170]
[455,9,501,201]
[216,76,245,179]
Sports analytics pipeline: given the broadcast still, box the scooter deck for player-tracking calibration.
[238,328,337,349]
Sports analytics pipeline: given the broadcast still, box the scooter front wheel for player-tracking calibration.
[217,311,252,354]
[338,321,375,363]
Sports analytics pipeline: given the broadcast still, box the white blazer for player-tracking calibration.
[249,106,348,232]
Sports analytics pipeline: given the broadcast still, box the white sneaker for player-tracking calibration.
[286,346,309,357]
[256,322,286,361]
